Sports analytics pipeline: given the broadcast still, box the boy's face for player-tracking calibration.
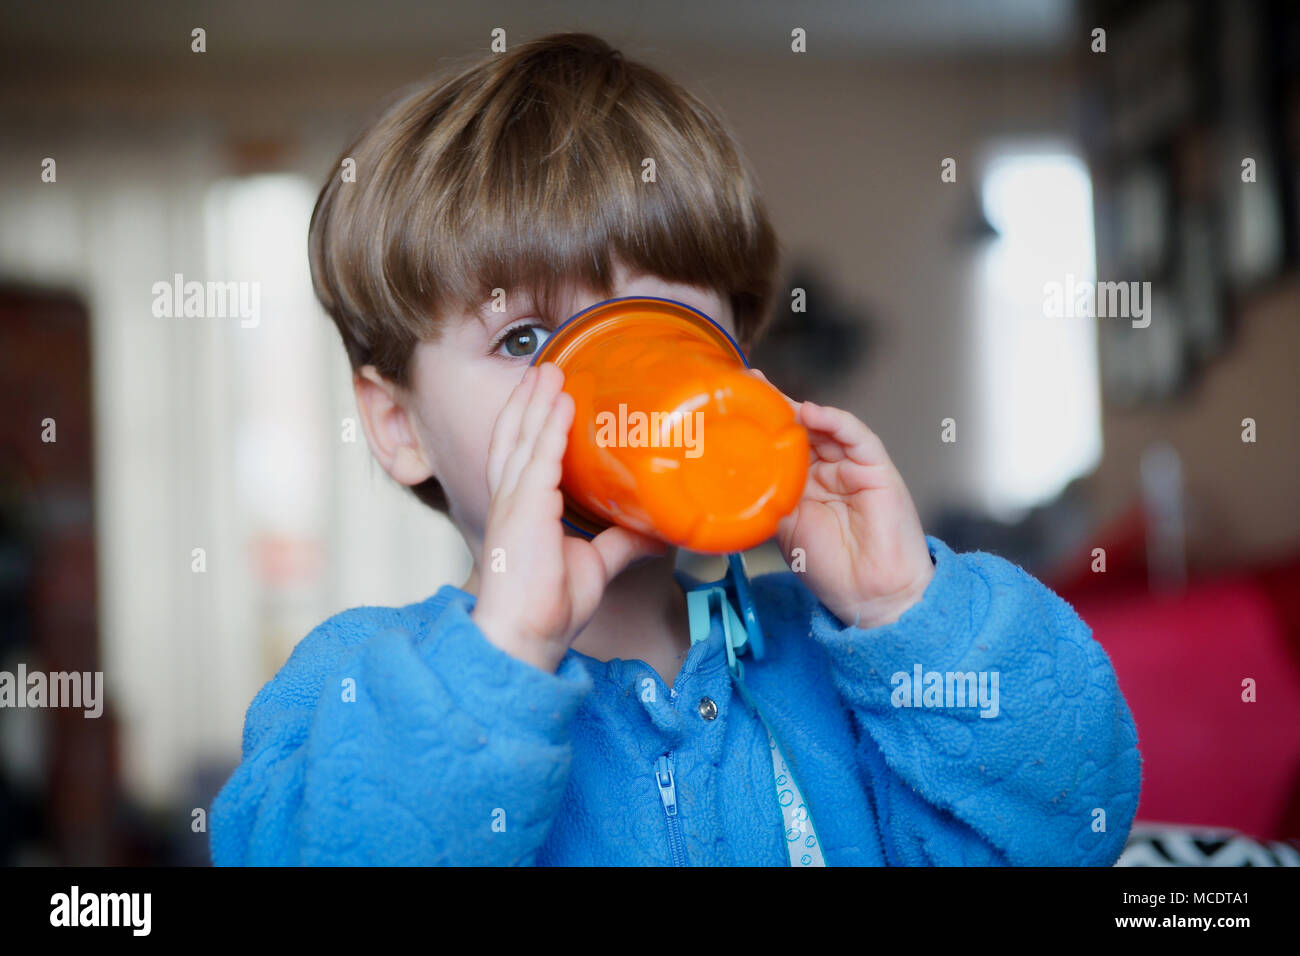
[361,260,739,555]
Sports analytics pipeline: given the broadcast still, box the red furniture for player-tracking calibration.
[1047,507,1300,841]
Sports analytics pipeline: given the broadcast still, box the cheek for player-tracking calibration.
[466,409,497,484]
[428,376,518,503]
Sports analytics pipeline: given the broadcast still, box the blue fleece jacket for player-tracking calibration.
[210,534,1141,866]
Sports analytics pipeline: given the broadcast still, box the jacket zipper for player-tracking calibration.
[655,752,688,866]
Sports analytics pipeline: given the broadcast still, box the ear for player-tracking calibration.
[352,365,436,487]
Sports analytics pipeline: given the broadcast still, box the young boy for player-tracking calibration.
[210,32,1141,866]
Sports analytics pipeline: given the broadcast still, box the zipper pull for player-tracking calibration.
[655,754,677,816]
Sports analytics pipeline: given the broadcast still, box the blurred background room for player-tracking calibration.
[1,0,1297,865]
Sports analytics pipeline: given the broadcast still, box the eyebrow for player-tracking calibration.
[470,300,495,330]
[470,290,554,332]
[471,295,523,329]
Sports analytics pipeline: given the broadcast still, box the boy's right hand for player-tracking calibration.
[471,362,667,673]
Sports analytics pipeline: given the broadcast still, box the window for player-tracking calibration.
[974,146,1102,521]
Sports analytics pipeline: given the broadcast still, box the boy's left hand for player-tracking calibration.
[749,368,934,630]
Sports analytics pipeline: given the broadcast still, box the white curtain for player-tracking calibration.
[0,118,470,808]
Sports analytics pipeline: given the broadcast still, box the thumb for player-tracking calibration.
[562,526,669,628]
[773,500,808,569]
[588,525,669,583]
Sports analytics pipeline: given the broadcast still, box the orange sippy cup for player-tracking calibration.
[529,296,809,553]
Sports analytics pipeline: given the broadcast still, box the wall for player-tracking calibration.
[1082,277,1300,573]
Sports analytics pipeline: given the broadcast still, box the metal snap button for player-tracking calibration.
[697,696,718,720]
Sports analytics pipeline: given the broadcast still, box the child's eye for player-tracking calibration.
[493,322,552,358]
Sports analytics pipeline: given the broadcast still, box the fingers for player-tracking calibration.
[587,525,668,584]
[499,363,566,496]
[809,457,893,496]
[798,401,889,467]
[747,367,889,467]
[514,386,573,500]
[747,367,802,415]
[487,364,541,493]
